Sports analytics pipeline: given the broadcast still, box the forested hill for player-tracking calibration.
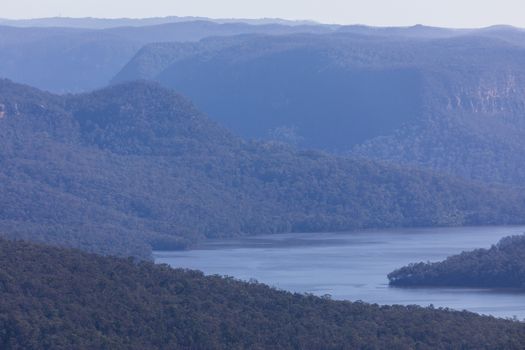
[388,234,525,288]
[2,79,525,259]
[2,238,525,349]
[113,32,525,186]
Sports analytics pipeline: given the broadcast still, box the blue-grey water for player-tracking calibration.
[155,226,525,319]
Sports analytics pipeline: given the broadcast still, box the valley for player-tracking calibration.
[1,13,525,348]
[2,80,524,259]
[156,225,525,319]
[114,31,525,185]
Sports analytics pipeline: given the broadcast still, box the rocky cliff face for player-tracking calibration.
[436,72,525,116]
[354,71,525,186]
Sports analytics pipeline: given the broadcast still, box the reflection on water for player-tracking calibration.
[155,226,525,319]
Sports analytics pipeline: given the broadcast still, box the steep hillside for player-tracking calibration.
[2,238,525,349]
[113,32,525,185]
[2,80,525,258]
[389,234,525,288]
[114,34,430,148]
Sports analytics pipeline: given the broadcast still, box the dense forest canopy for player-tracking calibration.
[2,238,525,349]
[114,32,525,186]
[1,79,525,258]
[388,234,525,288]
[2,19,525,350]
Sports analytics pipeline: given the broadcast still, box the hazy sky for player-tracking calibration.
[2,0,525,28]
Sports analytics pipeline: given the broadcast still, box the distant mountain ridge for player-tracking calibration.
[1,79,524,258]
[0,20,334,92]
[0,16,328,29]
[1,20,524,93]
[113,31,525,185]
[337,24,525,44]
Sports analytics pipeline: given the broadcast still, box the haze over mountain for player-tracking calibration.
[337,24,525,44]
[0,16,326,29]
[1,19,524,95]
[114,30,525,185]
[1,79,524,259]
[0,20,333,92]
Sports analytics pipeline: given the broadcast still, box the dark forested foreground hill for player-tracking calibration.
[113,32,525,186]
[2,238,525,350]
[388,234,525,288]
[1,79,525,258]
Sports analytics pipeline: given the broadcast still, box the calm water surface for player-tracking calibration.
[155,226,525,319]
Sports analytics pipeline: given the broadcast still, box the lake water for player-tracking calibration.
[155,226,525,319]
